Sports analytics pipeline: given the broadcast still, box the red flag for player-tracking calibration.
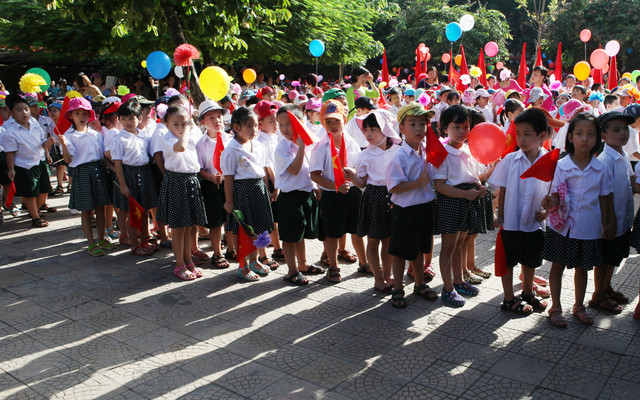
[377,88,388,109]
[237,223,257,269]
[459,45,469,76]
[382,49,390,84]
[128,195,145,230]
[449,50,460,87]
[535,46,542,67]
[478,48,488,88]
[608,56,618,91]
[520,148,560,182]
[414,48,423,79]
[518,43,528,89]
[54,96,72,135]
[426,125,448,168]
[494,227,508,277]
[328,134,346,191]
[212,131,225,174]
[554,42,563,82]
[6,181,16,208]
[287,111,319,146]
[501,122,517,158]
[543,138,552,150]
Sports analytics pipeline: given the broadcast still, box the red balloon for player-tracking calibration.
[442,53,451,63]
[579,29,591,43]
[468,123,506,164]
[496,61,504,70]
[425,53,431,61]
[590,49,609,70]
[549,62,555,69]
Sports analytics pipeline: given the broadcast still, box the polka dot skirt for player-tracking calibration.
[158,171,207,229]
[357,184,391,240]
[69,161,112,211]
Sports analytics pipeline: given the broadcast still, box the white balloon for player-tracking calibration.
[317,75,323,82]
[279,74,285,80]
[605,40,620,57]
[459,14,475,32]
[174,66,184,78]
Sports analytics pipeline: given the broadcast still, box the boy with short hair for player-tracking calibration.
[571,85,588,103]
[604,94,620,112]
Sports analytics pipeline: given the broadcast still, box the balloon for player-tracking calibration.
[146,51,171,79]
[484,41,499,57]
[199,66,230,101]
[279,74,285,80]
[141,60,147,68]
[174,66,184,78]
[441,53,451,63]
[579,29,591,43]
[455,55,462,66]
[419,47,428,56]
[380,58,384,64]
[605,40,620,57]
[317,75,323,82]
[425,53,431,61]
[445,22,462,42]
[459,14,475,32]
[309,39,325,57]
[549,81,562,91]
[468,123,505,164]
[404,68,409,74]
[26,68,51,92]
[392,67,398,73]
[573,61,591,81]
[590,49,609,70]
[243,68,257,84]
[418,43,425,49]
[424,47,430,54]
[632,70,640,83]
[601,64,609,74]
[549,62,555,69]
[496,61,504,70]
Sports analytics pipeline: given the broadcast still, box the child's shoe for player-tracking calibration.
[442,289,466,306]
[454,282,479,296]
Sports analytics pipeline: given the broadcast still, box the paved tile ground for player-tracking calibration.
[1,191,639,399]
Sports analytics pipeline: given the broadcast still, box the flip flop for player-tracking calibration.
[237,266,259,282]
[284,272,309,286]
[87,244,105,257]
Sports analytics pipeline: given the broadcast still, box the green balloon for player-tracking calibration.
[26,67,51,92]
[631,70,640,84]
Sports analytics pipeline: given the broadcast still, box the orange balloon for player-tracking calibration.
[455,55,462,66]
[243,68,257,84]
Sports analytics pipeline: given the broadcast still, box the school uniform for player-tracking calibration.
[631,162,640,252]
[110,129,158,211]
[541,156,612,270]
[356,143,399,240]
[622,126,640,163]
[0,125,11,186]
[220,137,274,235]
[475,105,494,124]
[598,144,633,266]
[488,149,548,268]
[196,133,227,229]
[432,143,492,235]
[309,133,361,239]
[256,130,279,222]
[304,120,322,137]
[157,131,207,228]
[1,117,51,197]
[385,140,435,261]
[274,138,318,242]
[64,128,112,211]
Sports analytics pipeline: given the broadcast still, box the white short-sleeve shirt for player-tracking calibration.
[274,139,313,193]
[150,123,169,156]
[431,143,481,186]
[622,126,640,162]
[102,126,120,154]
[160,131,200,174]
[385,140,436,207]
[110,129,152,166]
[1,117,47,169]
[549,155,612,239]
[63,128,104,168]
[552,124,569,152]
[598,144,634,236]
[256,131,279,169]
[220,138,267,180]
[309,133,361,191]
[488,149,549,232]
[356,144,400,186]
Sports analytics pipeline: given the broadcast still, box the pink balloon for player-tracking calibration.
[418,43,425,49]
[605,40,620,57]
[424,47,430,54]
[420,47,428,56]
[601,63,609,74]
[496,61,504,70]
[484,41,499,57]
[590,49,609,70]
[549,81,562,91]
[580,29,591,43]
[442,53,451,63]
[425,53,431,61]
[468,123,506,164]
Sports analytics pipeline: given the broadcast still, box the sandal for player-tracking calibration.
[548,307,567,328]
[390,289,407,308]
[471,267,491,279]
[284,272,309,286]
[107,228,121,239]
[357,263,373,274]
[606,287,629,304]
[271,248,285,261]
[31,217,49,228]
[337,249,357,264]
[375,284,393,294]
[141,240,159,253]
[131,244,153,256]
[533,283,550,298]
[413,283,438,301]
[186,262,204,278]
[7,205,19,217]
[521,292,548,311]
[159,240,172,249]
[87,244,105,257]
[211,255,230,269]
[442,289,466,307]
[39,203,57,213]
[174,265,197,281]
[237,266,259,281]
[300,265,325,275]
[501,295,533,314]
[519,272,548,287]
[224,249,237,262]
[319,252,329,267]
[454,282,479,296]
[463,271,483,285]
[572,304,594,326]
[192,249,210,262]
[97,238,116,251]
[588,294,622,315]
[326,267,342,283]
[259,256,279,271]
[54,185,64,196]
[250,261,270,276]
[424,264,437,279]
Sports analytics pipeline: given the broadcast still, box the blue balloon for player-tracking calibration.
[309,40,325,57]
[628,47,633,54]
[445,22,462,42]
[542,53,547,58]
[146,51,171,79]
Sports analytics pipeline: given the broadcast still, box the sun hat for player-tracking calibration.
[135,96,155,106]
[320,99,347,121]
[559,99,588,121]
[257,86,274,99]
[305,98,322,112]
[356,109,401,144]
[103,96,120,105]
[437,85,452,97]
[397,102,435,124]
[198,100,226,120]
[65,97,96,122]
[254,100,279,120]
[322,88,346,103]
[26,96,39,107]
[92,94,106,103]
[505,89,521,99]
[527,87,548,104]
[121,93,136,103]
[475,89,491,98]
[48,102,62,110]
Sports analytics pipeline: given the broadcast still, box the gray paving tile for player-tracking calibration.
[541,364,608,400]
[511,333,572,362]
[389,383,458,400]
[255,376,328,400]
[440,341,507,372]
[334,367,407,399]
[126,327,190,354]
[176,383,243,400]
[293,354,363,388]
[460,372,535,400]
[412,360,483,396]
[575,326,634,354]
[558,343,621,375]
[213,363,287,398]
[598,376,640,400]
[488,351,555,385]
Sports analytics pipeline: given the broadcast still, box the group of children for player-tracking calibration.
[2,63,640,327]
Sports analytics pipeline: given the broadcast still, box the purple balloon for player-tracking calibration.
[404,68,409,74]
[317,75,323,82]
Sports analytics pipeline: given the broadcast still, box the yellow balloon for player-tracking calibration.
[455,55,462,66]
[276,89,284,101]
[573,61,591,81]
[622,72,632,79]
[199,66,230,101]
[141,60,147,68]
[243,68,257,84]
[378,81,387,89]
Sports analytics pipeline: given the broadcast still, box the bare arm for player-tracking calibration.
[114,160,130,196]
[286,138,306,175]
[493,186,506,228]
[434,179,479,200]
[5,151,16,181]
[223,175,234,213]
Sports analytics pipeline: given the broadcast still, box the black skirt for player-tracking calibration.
[158,171,207,228]
[69,161,112,211]
[201,179,227,229]
[225,178,274,235]
[629,210,640,251]
[435,182,492,235]
[357,184,392,240]
[602,230,630,267]
[541,227,604,271]
[113,164,158,212]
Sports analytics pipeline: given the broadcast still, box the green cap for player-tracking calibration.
[322,88,346,103]
[397,103,434,124]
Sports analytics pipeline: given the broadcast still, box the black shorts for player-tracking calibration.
[602,230,630,267]
[501,229,545,269]
[14,161,51,198]
[201,179,226,229]
[0,152,11,185]
[319,187,361,239]
[388,201,434,261]
[277,190,318,242]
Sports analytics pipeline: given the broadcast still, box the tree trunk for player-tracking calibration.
[339,62,344,85]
